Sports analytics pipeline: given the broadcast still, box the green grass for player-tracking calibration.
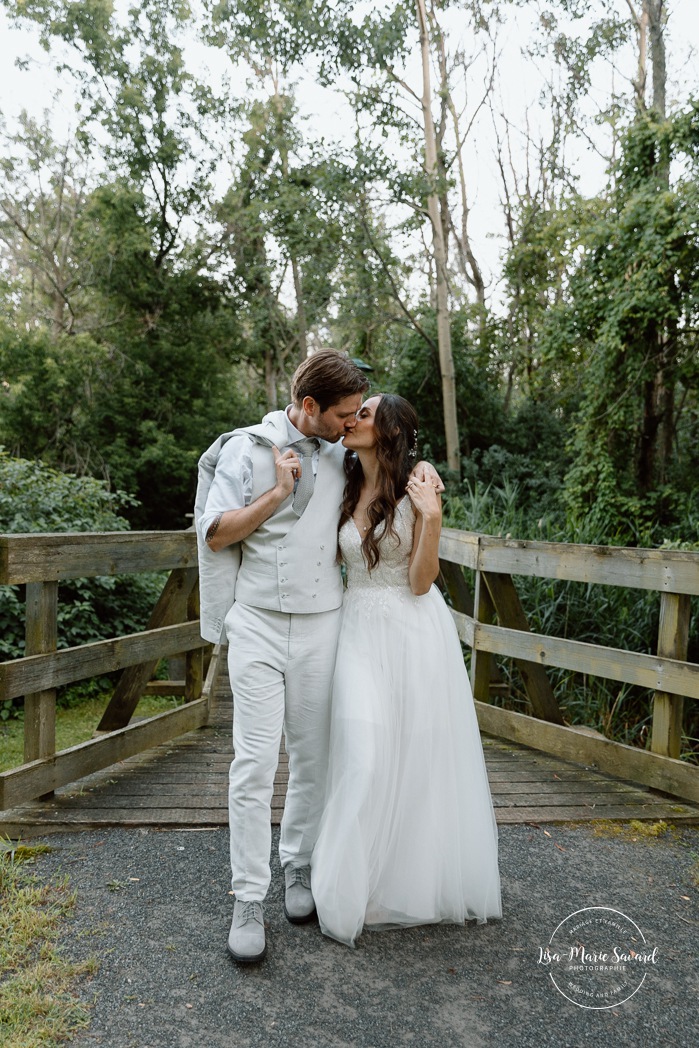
[0,694,183,773]
[591,819,675,842]
[0,841,97,1047]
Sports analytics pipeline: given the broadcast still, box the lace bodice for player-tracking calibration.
[339,495,417,597]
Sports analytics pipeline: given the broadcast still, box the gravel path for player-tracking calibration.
[31,822,699,1048]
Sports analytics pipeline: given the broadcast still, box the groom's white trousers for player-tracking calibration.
[225,601,342,901]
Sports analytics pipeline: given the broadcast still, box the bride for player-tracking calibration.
[311,393,502,947]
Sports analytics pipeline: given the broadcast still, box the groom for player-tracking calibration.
[196,351,370,962]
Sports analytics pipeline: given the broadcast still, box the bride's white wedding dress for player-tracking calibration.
[311,496,502,947]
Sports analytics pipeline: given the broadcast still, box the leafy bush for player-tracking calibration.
[0,448,137,533]
[0,450,163,717]
[458,399,570,519]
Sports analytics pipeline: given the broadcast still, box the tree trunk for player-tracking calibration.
[416,0,461,475]
[52,293,65,336]
[639,374,659,493]
[265,347,278,411]
[649,0,672,485]
[435,24,487,312]
[272,71,308,367]
[629,0,649,113]
[647,0,667,119]
[636,1,673,492]
[291,253,308,362]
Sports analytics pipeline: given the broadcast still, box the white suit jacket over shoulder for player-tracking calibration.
[194,412,291,644]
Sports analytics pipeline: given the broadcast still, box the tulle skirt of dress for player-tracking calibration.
[311,582,502,947]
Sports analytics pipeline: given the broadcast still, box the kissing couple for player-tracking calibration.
[196,350,501,961]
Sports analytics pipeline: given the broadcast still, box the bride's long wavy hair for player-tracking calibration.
[339,393,419,570]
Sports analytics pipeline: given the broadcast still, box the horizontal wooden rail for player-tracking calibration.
[0,622,204,701]
[437,530,479,570]
[439,529,699,595]
[0,699,210,810]
[0,531,214,812]
[441,529,699,805]
[0,531,197,584]
[447,614,699,702]
[475,704,699,805]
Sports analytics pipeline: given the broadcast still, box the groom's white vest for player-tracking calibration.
[195,410,346,643]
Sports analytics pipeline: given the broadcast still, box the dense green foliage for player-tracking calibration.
[555,112,699,543]
[0,452,163,718]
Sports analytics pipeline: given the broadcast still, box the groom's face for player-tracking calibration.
[305,394,363,442]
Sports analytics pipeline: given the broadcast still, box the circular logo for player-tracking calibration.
[538,906,659,1010]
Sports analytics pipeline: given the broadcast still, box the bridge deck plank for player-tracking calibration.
[1,677,698,837]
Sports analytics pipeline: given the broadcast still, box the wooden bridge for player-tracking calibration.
[1,528,698,836]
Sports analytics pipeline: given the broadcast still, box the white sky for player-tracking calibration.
[1,0,698,301]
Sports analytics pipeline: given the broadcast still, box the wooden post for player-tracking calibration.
[651,592,690,759]
[482,571,564,725]
[471,566,495,703]
[440,558,507,693]
[24,582,58,776]
[185,580,204,703]
[438,559,474,617]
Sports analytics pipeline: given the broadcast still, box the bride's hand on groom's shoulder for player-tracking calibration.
[406,476,442,522]
[412,460,444,493]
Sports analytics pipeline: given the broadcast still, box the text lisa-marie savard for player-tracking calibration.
[538,946,659,969]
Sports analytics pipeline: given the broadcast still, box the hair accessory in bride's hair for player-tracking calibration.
[409,428,418,459]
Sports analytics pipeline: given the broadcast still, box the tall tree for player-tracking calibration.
[0,0,253,524]
[548,104,699,538]
[206,0,360,404]
[497,0,695,531]
[416,0,460,472]
[327,0,500,473]
[0,116,94,336]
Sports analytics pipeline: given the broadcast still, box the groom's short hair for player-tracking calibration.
[291,350,369,412]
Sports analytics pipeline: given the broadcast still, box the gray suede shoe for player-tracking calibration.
[283,865,316,924]
[227,900,266,963]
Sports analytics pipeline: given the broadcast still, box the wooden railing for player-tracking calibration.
[438,529,699,805]
[0,531,218,811]
[1,528,698,812]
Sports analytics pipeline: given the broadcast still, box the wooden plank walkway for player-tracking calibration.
[1,675,698,837]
